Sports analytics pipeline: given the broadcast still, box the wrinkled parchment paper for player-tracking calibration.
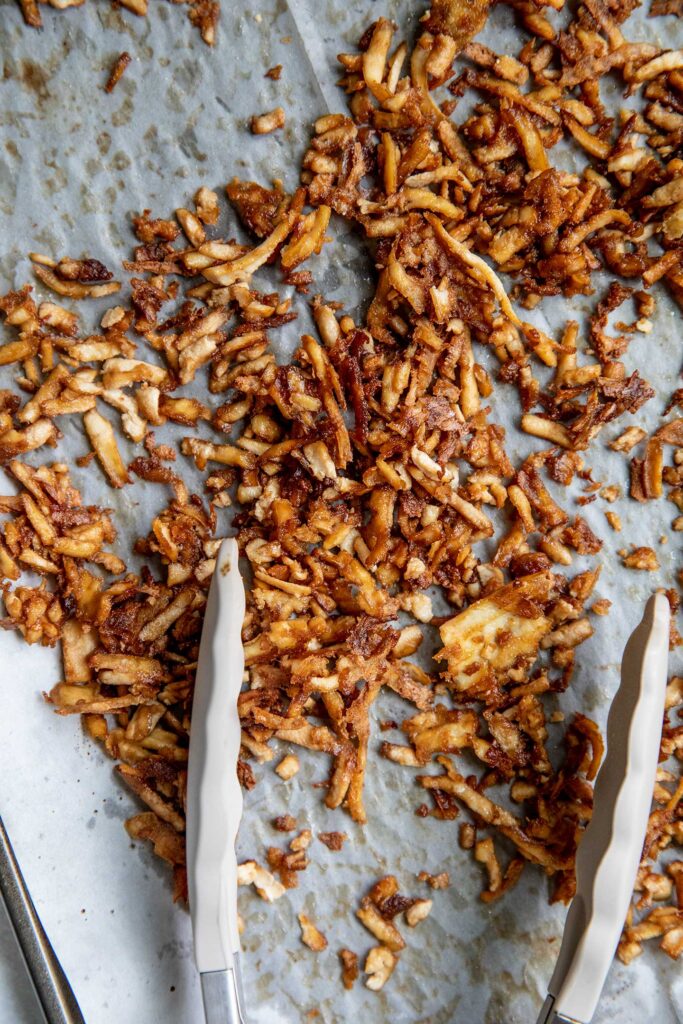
[0,1,681,1021]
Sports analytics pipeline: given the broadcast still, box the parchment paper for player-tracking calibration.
[0,1,681,1022]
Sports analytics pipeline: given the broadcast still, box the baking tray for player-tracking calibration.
[0,1,681,1021]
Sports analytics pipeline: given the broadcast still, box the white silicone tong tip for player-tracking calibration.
[186,537,245,974]
[538,592,670,1024]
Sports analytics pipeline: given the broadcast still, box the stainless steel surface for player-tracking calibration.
[0,816,85,1024]
[201,963,246,1024]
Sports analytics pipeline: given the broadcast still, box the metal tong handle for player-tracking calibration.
[536,994,580,1024]
[200,960,247,1024]
[0,816,85,1024]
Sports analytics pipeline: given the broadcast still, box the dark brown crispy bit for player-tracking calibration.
[318,831,347,851]
[226,178,293,239]
[274,815,297,832]
[339,949,359,990]
[379,893,414,919]
[237,760,256,790]
[105,52,132,94]
[56,257,113,283]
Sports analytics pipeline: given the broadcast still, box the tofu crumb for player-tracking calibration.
[605,510,622,532]
[276,754,300,780]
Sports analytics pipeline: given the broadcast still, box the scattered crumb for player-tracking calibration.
[364,945,397,991]
[276,754,300,780]
[194,186,219,225]
[459,823,475,849]
[605,510,622,532]
[250,107,286,135]
[237,760,256,790]
[418,870,450,890]
[105,51,131,93]
[339,949,359,990]
[609,426,647,452]
[622,547,660,571]
[405,898,432,927]
[298,912,328,952]
[379,719,398,731]
[290,829,312,852]
[237,860,286,902]
[318,831,347,851]
[273,814,297,832]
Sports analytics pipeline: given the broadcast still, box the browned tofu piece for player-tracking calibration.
[437,572,554,690]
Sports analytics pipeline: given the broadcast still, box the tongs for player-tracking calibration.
[0,537,246,1024]
[0,815,85,1024]
[187,537,247,1024]
[537,592,670,1024]
[186,541,670,1024]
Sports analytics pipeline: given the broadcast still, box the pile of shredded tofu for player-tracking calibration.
[1,0,682,991]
